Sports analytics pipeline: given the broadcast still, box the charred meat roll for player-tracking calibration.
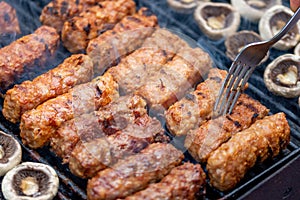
[40,0,107,33]
[165,68,228,136]
[136,47,212,113]
[3,54,94,123]
[50,94,147,162]
[207,112,290,191]
[87,7,158,74]
[20,73,119,149]
[0,26,59,92]
[87,143,184,200]
[125,163,206,200]
[185,93,269,162]
[61,0,136,53]
[0,1,20,34]
[69,115,169,178]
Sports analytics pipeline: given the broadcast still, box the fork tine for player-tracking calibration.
[227,65,256,114]
[217,61,244,114]
[213,61,239,112]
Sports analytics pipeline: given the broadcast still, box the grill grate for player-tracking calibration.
[0,0,300,199]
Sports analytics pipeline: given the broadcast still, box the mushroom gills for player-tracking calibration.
[276,65,298,86]
[207,14,226,30]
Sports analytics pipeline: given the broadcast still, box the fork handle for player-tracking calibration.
[269,7,300,45]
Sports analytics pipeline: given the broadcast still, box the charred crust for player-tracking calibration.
[4,13,11,23]
[83,24,91,34]
[96,87,103,97]
[75,0,80,5]
[97,3,103,8]
[127,16,142,23]
[162,50,168,57]
[226,116,241,128]
[196,91,206,98]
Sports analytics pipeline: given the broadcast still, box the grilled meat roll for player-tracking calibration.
[165,68,228,136]
[207,112,290,191]
[0,26,59,92]
[87,7,158,74]
[20,73,119,149]
[185,94,269,162]
[40,0,107,33]
[61,0,136,53]
[136,47,212,113]
[107,28,194,95]
[125,163,206,200]
[50,94,147,162]
[0,1,20,34]
[87,143,184,200]
[69,115,169,178]
[3,54,94,123]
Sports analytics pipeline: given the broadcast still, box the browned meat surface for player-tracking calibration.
[165,68,228,136]
[69,115,169,178]
[0,1,20,34]
[3,54,94,123]
[50,94,147,162]
[135,46,212,113]
[207,113,290,191]
[87,143,184,200]
[20,73,119,149]
[185,94,269,162]
[87,7,158,74]
[106,28,196,96]
[40,0,108,32]
[61,0,136,53]
[125,163,206,200]
[0,26,59,91]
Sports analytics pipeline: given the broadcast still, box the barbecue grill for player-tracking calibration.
[0,0,300,199]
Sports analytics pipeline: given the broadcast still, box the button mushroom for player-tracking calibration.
[2,162,59,200]
[259,5,300,51]
[225,30,269,63]
[194,2,240,40]
[231,0,282,22]
[0,131,21,176]
[264,54,300,98]
[167,0,210,13]
[294,42,300,56]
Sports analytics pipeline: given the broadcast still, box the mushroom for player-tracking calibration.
[167,0,211,13]
[0,131,22,176]
[231,0,282,22]
[194,2,240,40]
[264,54,300,98]
[259,5,300,51]
[294,42,300,56]
[225,30,269,64]
[2,162,59,200]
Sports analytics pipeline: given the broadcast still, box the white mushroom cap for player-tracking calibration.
[259,5,300,50]
[167,0,211,13]
[2,162,59,200]
[194,2,240,40]
[294,42,300,56]
[0,131,22,176]
[264,54,300,98]
[231,0,282,22]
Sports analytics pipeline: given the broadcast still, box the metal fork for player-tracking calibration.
[213,7,300,116]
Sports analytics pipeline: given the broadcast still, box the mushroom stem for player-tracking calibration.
[20,177,40,196]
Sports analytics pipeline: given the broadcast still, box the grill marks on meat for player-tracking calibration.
[165,68,227,136]
[69,115,169,178]
[40,0,107,32]
[20,73,119,149]
[50,94,147,162]
[0,2,20,34]
[87,143,184,200]
[207,113,290,191]
[87,7,158,74]
[125,163,206,200]
[61,0,136,53]
[3,54,94,123]
[185,94,269,162]
[135,46,212,113]
[0,26,59,92]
